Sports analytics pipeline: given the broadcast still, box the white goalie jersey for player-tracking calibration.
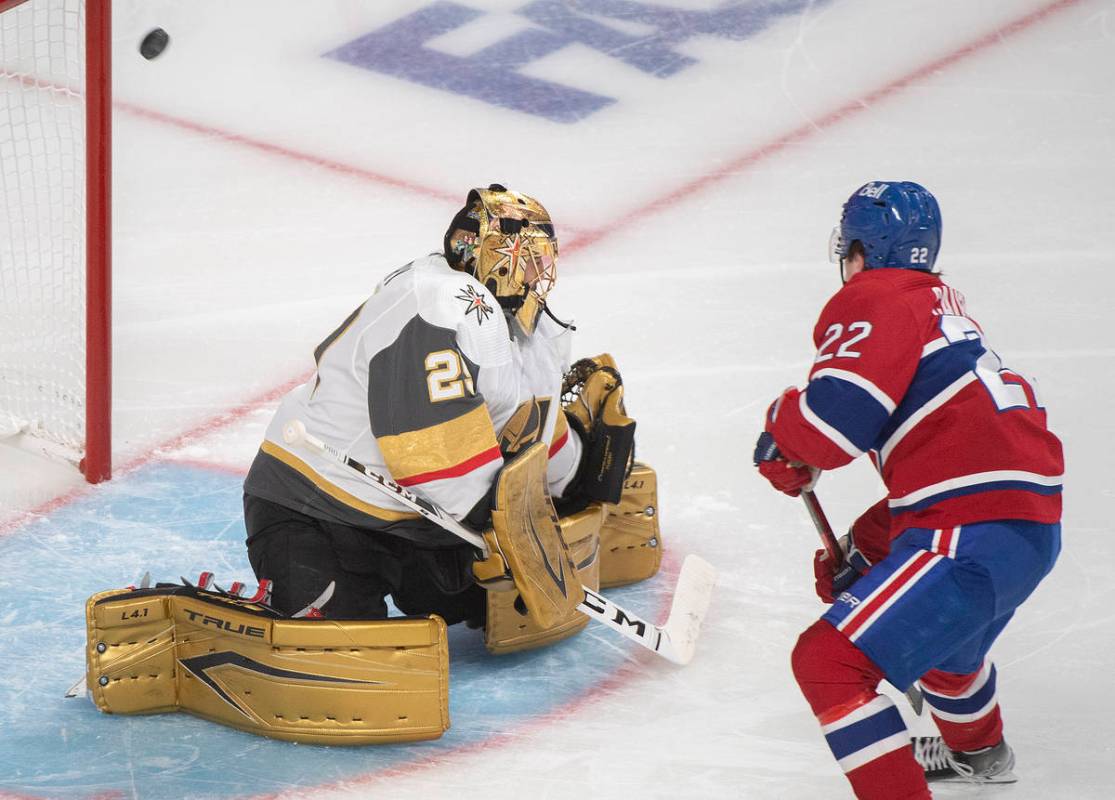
[244,254,582,540]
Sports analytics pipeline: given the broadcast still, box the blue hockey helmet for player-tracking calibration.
[830,181,942,272]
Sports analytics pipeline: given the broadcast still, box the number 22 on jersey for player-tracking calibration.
[815,321,873,362]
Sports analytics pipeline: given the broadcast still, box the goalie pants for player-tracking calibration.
[244,493,485,624]
[793,519,1060,800]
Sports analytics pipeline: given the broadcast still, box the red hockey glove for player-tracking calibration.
[753,431,813,497]
[813,534,873,603]
[758,459,813,497]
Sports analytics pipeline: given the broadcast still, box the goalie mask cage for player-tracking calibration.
[0,0,111,482]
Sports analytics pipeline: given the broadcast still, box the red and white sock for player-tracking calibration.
[920,661,1003,752]
[793,620,930,800]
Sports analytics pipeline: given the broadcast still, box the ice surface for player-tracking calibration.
[1,0,1113,797]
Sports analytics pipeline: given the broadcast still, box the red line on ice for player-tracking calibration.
[561,0,1089,254]
[0,371,311,537]
[113,101,460,205]
[113,371,314,475]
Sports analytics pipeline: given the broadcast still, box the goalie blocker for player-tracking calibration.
[480,462,663,653]
[477,356,663,652]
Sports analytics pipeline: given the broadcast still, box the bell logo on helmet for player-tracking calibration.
[858,182,890,199]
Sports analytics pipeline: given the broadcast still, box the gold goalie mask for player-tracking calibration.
[444,184,558,335]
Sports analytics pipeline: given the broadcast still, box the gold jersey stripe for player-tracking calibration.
[261,440,419,522]
[378,403,500,483]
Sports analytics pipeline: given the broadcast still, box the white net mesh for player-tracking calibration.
[0,0,86,458]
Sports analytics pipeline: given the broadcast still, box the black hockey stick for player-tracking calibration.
[282,420,715,665]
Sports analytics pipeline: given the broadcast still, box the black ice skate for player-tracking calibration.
[912,736,1018,784]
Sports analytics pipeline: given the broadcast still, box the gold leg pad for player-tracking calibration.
[86,588,450,745]
[599,462,663,588]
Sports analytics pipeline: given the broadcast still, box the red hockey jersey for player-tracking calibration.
[770,268,1063,533]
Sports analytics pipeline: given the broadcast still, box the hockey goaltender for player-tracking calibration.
[79,186,691,745]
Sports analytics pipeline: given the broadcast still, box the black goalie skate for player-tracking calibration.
[912,736,1017,784]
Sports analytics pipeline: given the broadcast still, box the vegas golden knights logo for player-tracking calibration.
[499,397,551,454]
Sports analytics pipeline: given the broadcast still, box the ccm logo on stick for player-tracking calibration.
[582,589,648,637]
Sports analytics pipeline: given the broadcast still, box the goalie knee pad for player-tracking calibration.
[85,585,450,745]
[599,461,663,588]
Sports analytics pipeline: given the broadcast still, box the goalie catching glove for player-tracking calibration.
[562,354,636,504]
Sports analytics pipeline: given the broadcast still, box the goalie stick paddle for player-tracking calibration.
[282,419,716,665]
[801,487,925,715]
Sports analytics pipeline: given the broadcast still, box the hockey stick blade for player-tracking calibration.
[659,554,717,664]
[579,554,715,665]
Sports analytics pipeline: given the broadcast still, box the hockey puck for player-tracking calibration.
[139,28,170,60]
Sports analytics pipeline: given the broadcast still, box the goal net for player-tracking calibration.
[0,0,111,482]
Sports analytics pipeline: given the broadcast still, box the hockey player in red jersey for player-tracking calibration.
[753,181,1062,798]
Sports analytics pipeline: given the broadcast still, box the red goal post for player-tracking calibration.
[0,0,111,482]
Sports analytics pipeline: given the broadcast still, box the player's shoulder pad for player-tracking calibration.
[818,270,917,330]
[411,253,512,366]
[408,254,499,327]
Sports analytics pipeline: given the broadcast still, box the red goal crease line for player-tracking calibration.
[0,62,458,205]
[0,0,1088,535]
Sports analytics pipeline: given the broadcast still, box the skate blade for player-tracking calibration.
[930,770,1018,785]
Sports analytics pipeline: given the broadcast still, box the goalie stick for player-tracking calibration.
[801,486,925,715]
[282,419,716,665]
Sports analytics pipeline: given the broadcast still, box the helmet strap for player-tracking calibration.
[542,302,576,331]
